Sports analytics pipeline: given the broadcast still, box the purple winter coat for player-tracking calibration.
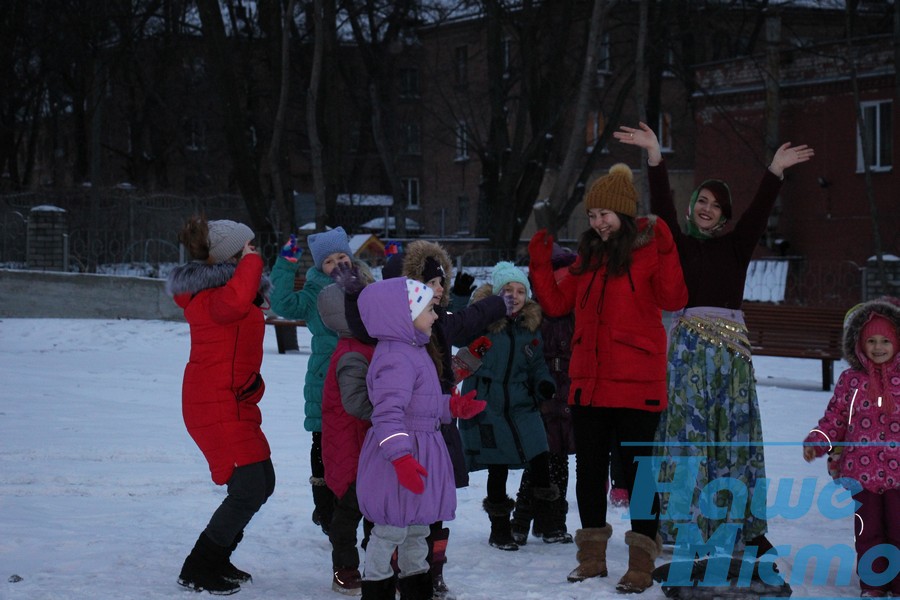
[356,278,457,527]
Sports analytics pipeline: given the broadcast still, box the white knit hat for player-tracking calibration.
[208,220,253,263]
[406,278,434,321]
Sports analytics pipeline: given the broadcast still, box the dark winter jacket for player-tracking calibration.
[270,258,336,432]
[459,284,554,470]
[529,217,688,412]
[166,255,272,485]
[538,261,577,456]
[319,283,374,500]
[804,300,900,493]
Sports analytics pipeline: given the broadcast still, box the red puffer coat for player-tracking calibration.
[167,254,271,485]
[529,217,687,412]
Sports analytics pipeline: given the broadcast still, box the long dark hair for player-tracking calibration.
[571,214,638,277]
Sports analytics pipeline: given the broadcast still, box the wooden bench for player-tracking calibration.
[265,316,306,354]
[741,302,846,391]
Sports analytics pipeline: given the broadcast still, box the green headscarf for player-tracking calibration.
[685,179,732,240]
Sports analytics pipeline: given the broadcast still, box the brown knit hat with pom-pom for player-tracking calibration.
[584,163,637,217]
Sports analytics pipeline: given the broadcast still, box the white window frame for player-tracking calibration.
[856,100,892,172]
[455,122,469,161]
[402,122,421,155]
[658,112,673,153]
[401,177,420,209]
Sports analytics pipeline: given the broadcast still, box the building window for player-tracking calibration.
[457,195,469,234]
[857,100,892,172]
[185,118,206,151]
[399,68,419,98]
[502,37,512,78]
[585,111,607,153]
[402,178,420,208]
[454,46,468,85]
[455,122,469,161]
[658,112,673,152]
[662,46,676,78]
[594,32,611,87]
[402,122,421,155]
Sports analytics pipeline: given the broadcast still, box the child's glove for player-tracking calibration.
[502,293,516,317]
[450,389,487,419]
[451,336,492,385]
[331,262,366,295]
[802,446,816,462]
[827,447,843,479]
[280,234,301,262]
[392,454,427,494]
[452,271,476,297]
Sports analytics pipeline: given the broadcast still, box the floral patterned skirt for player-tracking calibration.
[654,309,768,547]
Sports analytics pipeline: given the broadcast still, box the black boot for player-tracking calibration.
[222,530,252,584]
[310,476,335,536]
[361,577,396,600]
[178,532,240,595]
[398,571,434,600]
[510,480,533,546]
[483,497,518,551]
[533,486,572,544]
[427,527,454,599]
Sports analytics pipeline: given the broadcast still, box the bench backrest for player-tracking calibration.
[742,302,846,359]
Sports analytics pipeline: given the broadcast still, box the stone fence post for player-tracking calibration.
[26,205,67,271]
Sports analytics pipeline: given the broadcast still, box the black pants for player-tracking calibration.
[572,406,659,538]
[330,482,375,569]
[487,452,550,502]
[204,458,276,548]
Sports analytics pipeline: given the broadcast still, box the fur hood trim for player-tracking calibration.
[633,215,659,250]
[165,260,271,298]
[843,299,900,370]
[471,282,542,333]
[402,240,453,308]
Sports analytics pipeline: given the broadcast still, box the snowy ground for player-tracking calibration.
[1,318,861,599]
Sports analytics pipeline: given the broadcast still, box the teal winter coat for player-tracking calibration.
[459,284,554,471]
[270,258,336,432]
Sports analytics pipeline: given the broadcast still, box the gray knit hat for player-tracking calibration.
[208,220,253,263]
[308,226,353,270]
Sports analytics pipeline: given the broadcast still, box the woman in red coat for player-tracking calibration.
[529,163,687,593]
[166,216,275,595]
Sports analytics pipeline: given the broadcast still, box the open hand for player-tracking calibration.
[769,143,815,178]
[614,122,662,165]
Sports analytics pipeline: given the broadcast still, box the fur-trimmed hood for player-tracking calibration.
[843,299,900,371]
[471,282,542,333]
[402,240,454,308]
[166,260,271,299]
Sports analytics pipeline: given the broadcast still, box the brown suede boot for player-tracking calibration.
[566,524,613,582]
[615,531,662,594]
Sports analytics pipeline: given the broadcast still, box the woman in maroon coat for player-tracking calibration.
[166,216,275,595]
[529,163,687,593]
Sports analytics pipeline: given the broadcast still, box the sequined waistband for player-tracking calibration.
[674,308,751,361]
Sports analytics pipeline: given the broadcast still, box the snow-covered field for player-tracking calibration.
[1,318,861,599]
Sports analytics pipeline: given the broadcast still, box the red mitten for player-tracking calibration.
[528,229,554,265]
[468,336,492,358]
[392,454,427,494]
[450,389,487,419]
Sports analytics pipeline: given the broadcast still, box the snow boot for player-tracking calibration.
[567,524,613,582]
[332,567,363,595]
[609,486,630,508]
[361,577,396,600]
[616,531,662,594]
[397,571,434,600]
[427,527,455,600]
[541,498,573,544]
[531,484,570,544]
[483,497,518,551]
[510,486,534,546]
[222,530,252,584]
[178,532,240,595]
[310,475,335,536]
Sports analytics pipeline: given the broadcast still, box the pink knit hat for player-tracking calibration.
[861,314,899,348]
